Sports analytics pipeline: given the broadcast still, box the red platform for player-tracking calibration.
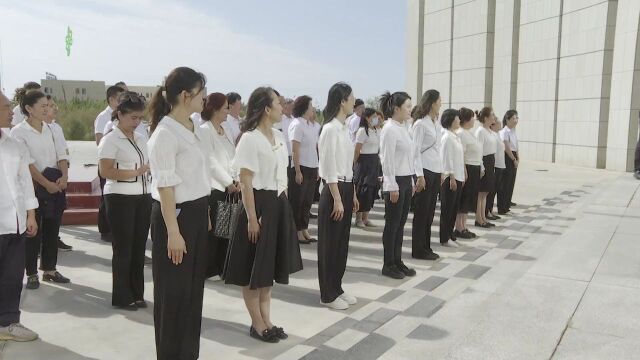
[62,164,102,226]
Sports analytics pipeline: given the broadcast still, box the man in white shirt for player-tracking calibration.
[225,92,243,144]
[347,99,365,143]
[94,85,125,146]
[11,82,41,127]
[0,89,39,342]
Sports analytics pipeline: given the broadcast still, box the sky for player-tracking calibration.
[0,0,406,106]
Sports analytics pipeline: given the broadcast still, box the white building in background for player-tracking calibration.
[406,0,640,171]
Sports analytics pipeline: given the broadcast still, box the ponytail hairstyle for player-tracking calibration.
[149,67,206,132]
[322,82,353,125]
[112,92,146,121]
[20,90,46,117]
[476,106,493,124]
[503,109,518,127]
[458,107,475,126]
[414,89,440,120]
[14,81,41,105]
[242,87,277,132]
[379,91,411,119]
[358,107,377,136]
[201,93,228,121]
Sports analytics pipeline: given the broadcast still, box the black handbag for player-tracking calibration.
[214,192,243,240]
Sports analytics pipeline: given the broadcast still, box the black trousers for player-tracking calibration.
[635,138,640,172]
[499,152,518,212]
[98,173,110,234]
[207,189,229,278]
[105,194,151,307]
[289,166,318,231]
[0,233,25,326]
[487,168,504,215]
[151,196,209,360]
[382,176,412,267]
[439,177,462,244]
[25,207,60,276]
[317,182,354,303]
[412,170,440,257]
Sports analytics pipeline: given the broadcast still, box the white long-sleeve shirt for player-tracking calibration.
[411,115,442,175]
[318,118,354,183]
[380,119,415,192]
[440,129,465,182]
[0,131,39,235]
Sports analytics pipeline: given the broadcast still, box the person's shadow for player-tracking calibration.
[1,338,100,360]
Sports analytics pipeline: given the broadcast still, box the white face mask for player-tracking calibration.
[371,117,379,127]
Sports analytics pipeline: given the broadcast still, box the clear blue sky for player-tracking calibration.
[0,0,406,105]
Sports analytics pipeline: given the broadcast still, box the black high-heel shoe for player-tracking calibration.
[250,326,279,343]
[271,326,288,340]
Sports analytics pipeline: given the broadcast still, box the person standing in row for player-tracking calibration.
[147,67,210,360]
[439,109,465,247]
[486,117,505,219]
[379,91,417,279]
[410,89,442,261]
[98,92,152,311]
[474,107,498,227]
[498,110,519,215]
[347,98,365,143]
[317,82,359,310]
[199,92,240,280]
[11,90,71,289]
[0,89,39,342]
[353,108,381,228]
[225,92,243,145]
[10,82,41,127]
[288,95,321,244]
[225,87,302,343]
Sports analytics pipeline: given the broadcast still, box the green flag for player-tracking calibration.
[65,26,73,57]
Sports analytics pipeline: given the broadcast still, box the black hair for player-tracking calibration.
[354,98,364,108]
[475,107,493,124]
[20,90,46,116]
[242,87,277,132]
[440,109,459,129]
[112,92,146,121]
[503,109,518,127]
[458,107,475,126]
[358,107,377,136]
[379,91,411,119]
[149,67,206,132]
[226,92,242,106]
[414,89,440,120]
[322,82,352,124]
[14,82,41,103]
[292,95,313,118]
[114,81,127,88]
[106,86,125,102]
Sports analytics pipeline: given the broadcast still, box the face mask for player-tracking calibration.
[371,117,379,127]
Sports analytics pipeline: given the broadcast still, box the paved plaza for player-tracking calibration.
[2,159,639,360]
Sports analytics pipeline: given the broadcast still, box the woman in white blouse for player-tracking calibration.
[498,110,520,214]
[487,116,506,219]
[353,107,381,228]
[288,95,321,244]
[199,92,240,280]
[10,90,71,289]
[379,91,417,280]
[146,67,210,359]
[439,109,465,247]
[410,89,442,261]
[98,92,151,310]
[317,82,359,310]
[474,107,498,227]
[225,87,302,343]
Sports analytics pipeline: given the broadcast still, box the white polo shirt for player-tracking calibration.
[10,120,70,172]
[233,128,289,194]
[289,117,320,168]
[94,106,113,135]
[98,126,151,195]
[0,131,39,235]
[319,118,355,183]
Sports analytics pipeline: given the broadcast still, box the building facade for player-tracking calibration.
[406,0,640,171]
[41,79,161,103]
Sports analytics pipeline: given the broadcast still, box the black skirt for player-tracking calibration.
[479,154,496,193]
[353,153,381,213]
[224,190,302,289]
[458,164,480,214]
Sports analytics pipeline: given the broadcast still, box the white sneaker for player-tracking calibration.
[339,292,357,305]
[209,275,222,282]
[442,241,460,248]
[355,220,366,228]
[321,297,349,310]
[0,323,39,342]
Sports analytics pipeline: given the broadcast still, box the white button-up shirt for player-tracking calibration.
[347,113,361,143]
[318,118,354,183]
[98,126,151,195]
[457,128,483,167]
[225,114,243,145]
[147,116,212,204]
[11,105,25,126]
[475,126,497,156]
[500,126,518,152]
[441,129,465,182]
[380,119,415,192]
[232,128,289,194]
[411,115,442,175]
[0,131,39,235]
[10,120,70,172]
[275,114,294,157]
[289,118,320,168]
[200,121,236,192]
[94,106,113,135]
[494,130,506,169]
[355,127,380,155]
